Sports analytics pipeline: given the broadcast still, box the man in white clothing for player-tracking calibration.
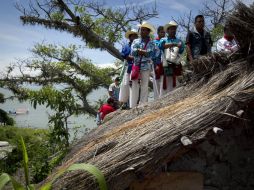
[129,21,155,108]
[118,29,138,107]
[108,77,120,102]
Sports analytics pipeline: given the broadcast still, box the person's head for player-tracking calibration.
[129,33,138,42]
[114,77,120,85]
[107,97,115,105]
[125,29,138,42]
[157,26,165,39]
[164,21,178,38]
[224,25,233,36]
[138,21,156,39]
[195,15,205,31]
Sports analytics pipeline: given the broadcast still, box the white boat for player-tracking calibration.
[9,108,29,115]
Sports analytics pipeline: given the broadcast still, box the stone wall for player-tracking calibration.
[167,125,254,190]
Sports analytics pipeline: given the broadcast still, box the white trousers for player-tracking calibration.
[119,72,130,103]
[129,70,150,108]
[153,77,163,100]
[160,76,174,97]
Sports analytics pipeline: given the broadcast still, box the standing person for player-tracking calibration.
[216,25,239,53]
[96,97,116,125]
[152,26,165,99]
[118,29,138,108]
[160,21,184,95]
[129,21,155,108]
[108,77,120,104]
[186,15,213,63]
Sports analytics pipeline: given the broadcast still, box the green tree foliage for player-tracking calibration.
[210,24,224,43]
[1,44,115,148]
[0,93,14,126]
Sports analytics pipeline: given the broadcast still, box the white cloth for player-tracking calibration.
[119,72,130,103]
[160,76,174,97]
[216,37,239,53]
[154,77,163,99]
[129,70,150,108]
[151,65,160,100]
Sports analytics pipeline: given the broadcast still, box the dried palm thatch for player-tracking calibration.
[41,2,254,190]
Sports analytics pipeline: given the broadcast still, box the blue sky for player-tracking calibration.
[0,0,251,72]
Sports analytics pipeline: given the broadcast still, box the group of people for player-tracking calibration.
[96,14,239,125]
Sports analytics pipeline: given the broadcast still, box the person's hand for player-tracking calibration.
[177,42,182,48]
[126,55,134,61]
[155,65,160,73]
[138,49,147,56]
[164,43,174,49]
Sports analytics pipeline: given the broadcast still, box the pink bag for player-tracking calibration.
[131,64,140,80]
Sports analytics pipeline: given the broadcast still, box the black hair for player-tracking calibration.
[107,97,115,104]
[157,26,164,33]
[115,77,120,81]
[224,26,228,32]
[195,15,204,23]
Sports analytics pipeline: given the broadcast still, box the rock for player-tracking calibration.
[213,127,223,134]
[236,110,244,117]
[0,143,15,160]
[180,136,192,146]
[0,141,9,147]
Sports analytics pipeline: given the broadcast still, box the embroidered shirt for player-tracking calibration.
[131,38,155,71]
[159,36,185,54]
[152,37,163,65]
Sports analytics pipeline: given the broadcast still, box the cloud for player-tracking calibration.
[111,0,156,9]
[159,0,190,12]
[0,33,22,43]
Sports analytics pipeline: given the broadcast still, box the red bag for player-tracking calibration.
[131,64,140,80]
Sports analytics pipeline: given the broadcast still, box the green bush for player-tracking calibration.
[0,109,14,126]
[0,126,52,183]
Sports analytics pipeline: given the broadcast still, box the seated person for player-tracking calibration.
[96,97,116,125]
[216,26,239,53]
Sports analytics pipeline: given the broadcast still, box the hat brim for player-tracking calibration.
[164,24,178,31]
[125,31,138,39]
[138,24,156,34]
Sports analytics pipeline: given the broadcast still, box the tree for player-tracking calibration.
[16,0,157,60]
[0,93,14,126]
[200,0,234,28]
[0,0,158,147]
[175,0,233,39]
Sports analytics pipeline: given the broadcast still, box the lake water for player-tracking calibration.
[0,87,108,138]
[0,84,154,139]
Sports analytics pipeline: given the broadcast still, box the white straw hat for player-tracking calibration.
[125,29,138,39]
[137,21,156,34]
[164,21,178,31]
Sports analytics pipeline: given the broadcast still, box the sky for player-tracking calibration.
[0,0,251,73]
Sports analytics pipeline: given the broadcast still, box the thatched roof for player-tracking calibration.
[43,2,254,190]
